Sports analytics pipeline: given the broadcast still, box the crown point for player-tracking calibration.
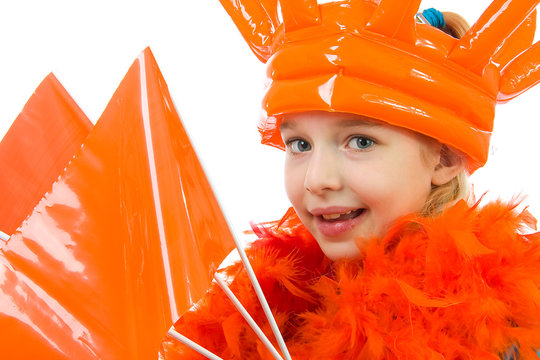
[281,0,320,33]
[365,0,422,42]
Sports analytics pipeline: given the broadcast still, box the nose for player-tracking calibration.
[304,148,342,194]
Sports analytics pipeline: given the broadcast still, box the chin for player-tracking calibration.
[318,240,362,261]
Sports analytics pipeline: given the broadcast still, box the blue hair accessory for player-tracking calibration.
[421,8,446,29]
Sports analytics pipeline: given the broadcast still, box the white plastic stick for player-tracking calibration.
[167,328,223,360]
[228,230,293,360]
[186,128,292,360]
[214,274,284,360]
[0,230,9,242]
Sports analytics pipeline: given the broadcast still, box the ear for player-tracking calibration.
[431,145,465,186]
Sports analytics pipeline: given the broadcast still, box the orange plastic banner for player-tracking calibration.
[0,48,235,359]
[0,74,92,236]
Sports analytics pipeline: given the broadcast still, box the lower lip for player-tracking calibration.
[314,210,366,238]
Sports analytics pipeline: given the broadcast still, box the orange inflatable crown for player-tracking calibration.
[219,0,540,172]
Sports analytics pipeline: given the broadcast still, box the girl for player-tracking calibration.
[161,0,540,358]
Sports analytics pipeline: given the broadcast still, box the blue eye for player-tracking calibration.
[348,136,374,150]
[288,139,312,153]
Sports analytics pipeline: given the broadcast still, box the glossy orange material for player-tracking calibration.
[219,0,280,62]
[281,0,320,32]
[0,48,235,359]
[0,74,92,236]
[219,0,540,172]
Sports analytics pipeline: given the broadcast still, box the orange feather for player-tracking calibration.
[161,200,540,359]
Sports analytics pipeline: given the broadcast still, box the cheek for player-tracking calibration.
[347,164,389,206]
[284,161,304,206]
[386,155,434,209]
[350,154,432,210]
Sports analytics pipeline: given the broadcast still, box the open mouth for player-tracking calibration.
[320,209,365,222]
[315,208,367,237]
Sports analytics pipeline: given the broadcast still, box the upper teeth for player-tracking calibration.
[322,210,353,220]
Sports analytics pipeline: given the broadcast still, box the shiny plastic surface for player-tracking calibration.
[0,74,92,236]
[219,0,540,172]
[219,0,280,62]
[0,48,235,359]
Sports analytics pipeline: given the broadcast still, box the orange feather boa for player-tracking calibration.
[160,201,540,359]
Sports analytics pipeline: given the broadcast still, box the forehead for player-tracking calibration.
[280,111,383,131]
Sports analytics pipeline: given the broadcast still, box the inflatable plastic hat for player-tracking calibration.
[219,0,540,172]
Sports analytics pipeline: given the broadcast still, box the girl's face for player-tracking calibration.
[281,111,443,260]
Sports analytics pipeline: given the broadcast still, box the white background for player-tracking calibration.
[1,0,540,234]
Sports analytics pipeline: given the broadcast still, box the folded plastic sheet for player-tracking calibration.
[0,74,93,236]
[0,47,235,359]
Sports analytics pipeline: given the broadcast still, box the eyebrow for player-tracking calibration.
[340,119,382,128]
[280,118,382,131]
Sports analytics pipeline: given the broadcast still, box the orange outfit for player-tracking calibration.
[161,201,540,359]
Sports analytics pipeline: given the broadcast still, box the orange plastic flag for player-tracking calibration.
[0,74,92,237]
[0,48,235,359]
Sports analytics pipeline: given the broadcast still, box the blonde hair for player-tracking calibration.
[441,12,470,39]
[422,169,469,216]
[418,11,471,216]
[416,132,470,216]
